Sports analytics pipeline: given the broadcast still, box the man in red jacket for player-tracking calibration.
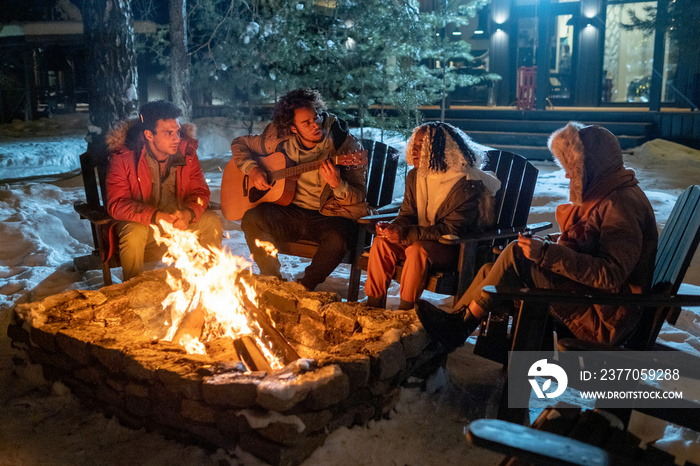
[106,100,222,281]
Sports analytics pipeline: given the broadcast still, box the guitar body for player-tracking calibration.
[221,152,297,221]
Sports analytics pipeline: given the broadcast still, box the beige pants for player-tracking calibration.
[118,209,223,281]
[364,237,458,303]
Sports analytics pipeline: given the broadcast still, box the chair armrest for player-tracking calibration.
[357,213,397,225]
[466,419,612,466]
[74,202,112,225]
[375,201,402,215]
[481,285,700,307]
[439,221,552,245]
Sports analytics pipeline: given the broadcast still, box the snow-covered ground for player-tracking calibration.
[1,113,700,465]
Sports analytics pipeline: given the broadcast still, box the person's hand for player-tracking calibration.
[518,233,545,262]
[172,210,192,230]
[155,211,177,228]
[376,222,400,243]
[319,159,341,189]
[249,166,272,190]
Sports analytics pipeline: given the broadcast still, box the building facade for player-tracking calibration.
[484,0,699,110]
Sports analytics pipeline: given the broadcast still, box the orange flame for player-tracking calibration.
[255,239,278,258]
[152,221,284,370]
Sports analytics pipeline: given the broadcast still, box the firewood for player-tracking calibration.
[239,286,300,365]
[234,336,273,372]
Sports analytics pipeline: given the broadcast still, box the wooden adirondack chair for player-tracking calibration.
[276,138,400,299]
[480,184,700,425]
[349,150,551,304]
[467,406,689,466]
[73,148,117,284]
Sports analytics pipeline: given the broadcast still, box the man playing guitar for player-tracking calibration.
[226,88,368,290]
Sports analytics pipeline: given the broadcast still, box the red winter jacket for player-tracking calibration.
[105,119,210,226]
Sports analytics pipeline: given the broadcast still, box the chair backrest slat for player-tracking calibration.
[362,138,399,209]
[626,185,700,349]
[515,163,539,226]
[652,186,700,293]
[80,149,110,209]
[484,149,539,234]
[80,151,101,208]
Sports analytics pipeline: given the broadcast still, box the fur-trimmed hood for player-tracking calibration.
[106,118,197,153]
[548,122,625,205]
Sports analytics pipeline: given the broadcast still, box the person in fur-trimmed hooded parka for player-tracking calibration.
[415,122,657,351]
[106,100,223,281]
[364,122,501,310]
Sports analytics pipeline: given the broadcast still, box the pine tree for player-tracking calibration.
[177,0,497,135]
[414,0,497,122]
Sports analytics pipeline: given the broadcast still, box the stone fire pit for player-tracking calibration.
[8,269,445,465]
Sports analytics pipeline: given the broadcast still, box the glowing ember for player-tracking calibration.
[152,221,284,370]
[179,334,207,355]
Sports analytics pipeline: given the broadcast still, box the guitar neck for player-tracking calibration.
[269,156,340,182]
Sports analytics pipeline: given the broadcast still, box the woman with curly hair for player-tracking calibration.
[364,122,501,310]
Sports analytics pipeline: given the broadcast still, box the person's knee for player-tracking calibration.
[369,236,391,257]
[322,226,352,252]
[241,204,278,238]
[119,221,149,250]
[475,261,493,277]
[500,241,521,260]
[194,210,223,248]
[240,209,259,234]
[404,242,429,264]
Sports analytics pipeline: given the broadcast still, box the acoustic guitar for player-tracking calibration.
[220,151,367,221]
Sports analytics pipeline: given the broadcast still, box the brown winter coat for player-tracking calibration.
[542,123,658,344]
[392,168,496,245]
[229,112,368,219]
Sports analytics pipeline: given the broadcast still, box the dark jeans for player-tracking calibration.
[241,202,356,290]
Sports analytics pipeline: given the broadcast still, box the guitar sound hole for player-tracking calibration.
[249,187,270,203]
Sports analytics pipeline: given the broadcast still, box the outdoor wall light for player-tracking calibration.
[474,29,484,35]
[492,12,508,25]
[582,6,598,19]
[452,31,462,36]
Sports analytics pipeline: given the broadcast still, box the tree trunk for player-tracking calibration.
[440,66,446,123]
[80,0,138,153]
[170,0,192,122]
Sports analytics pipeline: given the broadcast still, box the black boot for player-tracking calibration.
[366,295,387,309]
[415,300,482,352]
[398,299,414,310]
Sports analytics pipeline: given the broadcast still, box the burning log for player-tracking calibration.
[235,336,273,372]
[171,303,206,346]
[239,282,300,365]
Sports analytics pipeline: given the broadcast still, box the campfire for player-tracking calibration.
[153,221,296,371]
[9,223,446,466]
